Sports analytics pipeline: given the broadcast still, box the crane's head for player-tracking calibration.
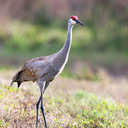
[69,16,84,26]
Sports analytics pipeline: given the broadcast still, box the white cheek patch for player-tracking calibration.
[70,19,76,24]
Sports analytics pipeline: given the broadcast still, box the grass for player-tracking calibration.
[1,21,128,76]
[0,77,128,128]
[1,21,128,81]
[1,20,127,58]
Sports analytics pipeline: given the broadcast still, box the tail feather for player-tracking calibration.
[10,81,22,88]
[17,81,22,88]
[10,70,23,88]
[10,80,14,86]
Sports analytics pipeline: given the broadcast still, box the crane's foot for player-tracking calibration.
[36,96,41,128]
[41,106,48,128]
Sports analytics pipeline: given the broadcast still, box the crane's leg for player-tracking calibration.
[36,96,41,128]
[40,83,48,128]
[36,80,48,128]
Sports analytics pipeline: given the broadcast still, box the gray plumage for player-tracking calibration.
[10,16,84,128]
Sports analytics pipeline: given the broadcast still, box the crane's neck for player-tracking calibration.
[58,23,73,56]
[52,22,73,72]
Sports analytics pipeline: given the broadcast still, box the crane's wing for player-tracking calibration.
[10,56,51,87]
[24,56,50,78]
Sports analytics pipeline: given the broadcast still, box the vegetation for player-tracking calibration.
[0,20,128,80]
[0,82,128,128]
[1,19,128,55]
[0,21,128,66]
[0,0,128,127]
[0,0,128,71]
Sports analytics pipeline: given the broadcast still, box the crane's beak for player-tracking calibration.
[75,19,84,26]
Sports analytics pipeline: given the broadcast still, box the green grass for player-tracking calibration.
[0,84,128,128]
[1,20,127,58]
[0,21,89,57]
[1,21,128,66]
[46,91,128,128]
[0,20,128,63]
[1,20,128,81]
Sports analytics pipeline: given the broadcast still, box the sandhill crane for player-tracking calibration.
[10,16,84,128]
